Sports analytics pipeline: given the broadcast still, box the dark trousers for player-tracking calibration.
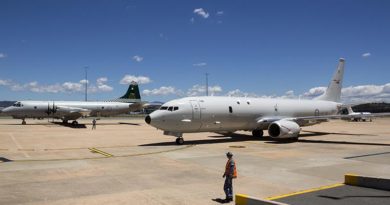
[224,177,233,198]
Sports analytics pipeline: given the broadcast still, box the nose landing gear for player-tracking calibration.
[175,137,184,145]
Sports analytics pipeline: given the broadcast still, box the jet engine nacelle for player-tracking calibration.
[268,120,301,138]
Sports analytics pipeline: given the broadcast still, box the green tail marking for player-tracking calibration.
[120,81,141,100]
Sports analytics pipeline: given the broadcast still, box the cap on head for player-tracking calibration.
[226,152,233,157]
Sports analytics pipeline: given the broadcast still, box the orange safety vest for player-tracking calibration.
[225,159,237,178]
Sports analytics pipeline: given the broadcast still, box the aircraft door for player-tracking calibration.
[190,100,202,131]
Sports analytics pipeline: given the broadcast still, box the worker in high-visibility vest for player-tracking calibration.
[222,152,237,202]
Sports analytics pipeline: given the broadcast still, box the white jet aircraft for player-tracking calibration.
[145,59,389,145]
[342,106,372,122]
[2,82,142,125]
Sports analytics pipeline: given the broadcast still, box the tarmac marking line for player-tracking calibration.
[5,145,194,163]
[89,148,113,157]
[344,151,390,159]
[266,183,344,201]
[9,133,30,158]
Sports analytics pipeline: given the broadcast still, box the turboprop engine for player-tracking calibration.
[268,120,301,138]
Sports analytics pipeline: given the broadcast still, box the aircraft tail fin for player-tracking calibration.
[346,106,354,114]
[112,81,141,103]
[315,58,345,102]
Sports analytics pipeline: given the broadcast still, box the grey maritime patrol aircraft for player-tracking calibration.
[1,81,142,125]
[145,59,390,145]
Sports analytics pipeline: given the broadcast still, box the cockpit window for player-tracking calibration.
[160,106,179,111]
[13,102,22,107]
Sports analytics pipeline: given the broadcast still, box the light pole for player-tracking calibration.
[205,73,209,96]
[84,66,89,102]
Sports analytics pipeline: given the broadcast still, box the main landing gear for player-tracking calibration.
[175,137,184,145]
[252,129,264,137]
[71,121,78,126]
[22,119,26,125]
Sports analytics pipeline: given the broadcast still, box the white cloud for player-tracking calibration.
[79,79,89,84]
[194,8,209,18]
[120,75,151,85]
[281,90,295,99]
[187,84,222,96]
[216,11,224,15]
[143,86,177,96]
[0,79,11,86]
[0,53,6,59]
[302,86,327,98]
[96,77,108,85]
[362,52,371,58]
[132,55,143,62]
[300,83,390,103]
[0,77,113,94]
[193,62,207,67]
[92,77,113,92]
[62,82,83,92]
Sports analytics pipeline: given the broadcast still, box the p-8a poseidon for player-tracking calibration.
[2,82,142,125]
[145,59,389,145]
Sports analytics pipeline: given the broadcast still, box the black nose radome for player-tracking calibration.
[145,115,151,124]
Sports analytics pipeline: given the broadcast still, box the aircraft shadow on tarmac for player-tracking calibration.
[0,157,12,162]
[139,133,265,146]
[118,122,141,126]
[140,131,390,147]
[51,122,87,128]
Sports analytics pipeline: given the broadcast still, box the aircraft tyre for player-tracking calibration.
[71,121,78,126]
[62,120,68,124]
[252,129,263,137]
[22,119,26,125]
[176,137,184,145]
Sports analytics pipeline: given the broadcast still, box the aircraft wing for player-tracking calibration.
[56,106,91,120]
[255,113,390,128]
[286,112,390,121]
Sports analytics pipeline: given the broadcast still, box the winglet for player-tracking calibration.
[315,58,345,102]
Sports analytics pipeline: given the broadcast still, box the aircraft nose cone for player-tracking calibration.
[145,115,151,124]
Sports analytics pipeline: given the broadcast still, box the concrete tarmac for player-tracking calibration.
[0,117,389,204]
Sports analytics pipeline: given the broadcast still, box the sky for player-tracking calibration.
[1,0,390,103]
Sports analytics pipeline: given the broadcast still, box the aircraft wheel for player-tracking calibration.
[71,121,78,126]
[175,137,184,145]
[62,120,68,124]
[22,120,26,125]
[252,129,263,137]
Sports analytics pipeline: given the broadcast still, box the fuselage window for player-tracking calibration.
[247,101,250,105]
[237,101,240,105]
[160,106,168,110]
[229,106,233,113]
[101,106,105,109]
[168,106,173,111]
[34,106,37,109]
[174,106,179,111]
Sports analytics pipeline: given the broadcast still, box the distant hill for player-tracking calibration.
[0,101,16,108]
[352,102,390,113]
